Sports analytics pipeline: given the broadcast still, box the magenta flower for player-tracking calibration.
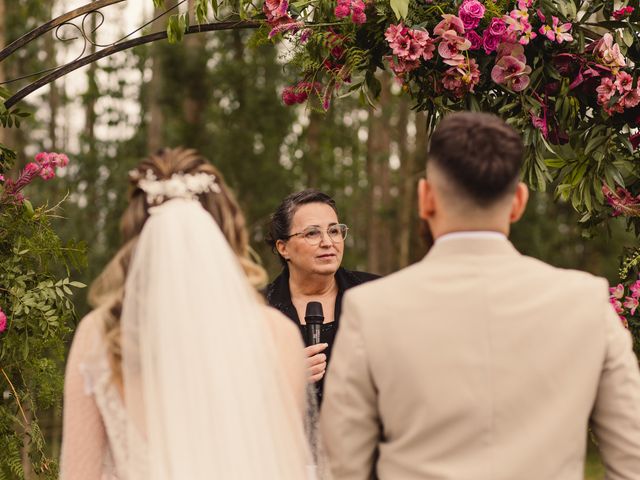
[624,296,639,315]
[622,88,640,109]
[630,280,640,298]
[488,17,507,37]
[602,184,640,216]
[351,0,366,24]
[264,0,289,20]
[458,0,485,31]
[385,23,407,43]
[434,14,466,36]
[465,30,483,50]
[613,6,634,20]
[412,29,436,60]
[530,112,548,138]
[0,174,4,182]
[0,308,6,333]
[482,29,501,54]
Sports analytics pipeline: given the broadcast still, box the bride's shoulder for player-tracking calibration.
[71,306,111,350]
[261,306,304,349]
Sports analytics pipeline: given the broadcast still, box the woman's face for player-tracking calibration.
[277,202,345,277]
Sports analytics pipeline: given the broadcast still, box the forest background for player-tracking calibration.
[0,1,635,478]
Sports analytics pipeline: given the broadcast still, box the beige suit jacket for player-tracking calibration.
[320,236,640,480]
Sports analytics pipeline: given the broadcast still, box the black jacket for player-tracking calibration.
[265,267,379,403]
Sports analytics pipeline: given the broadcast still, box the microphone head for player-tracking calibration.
[304,301,324,325]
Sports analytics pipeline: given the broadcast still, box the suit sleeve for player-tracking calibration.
[591,294,640,480]
[320,290,380,480]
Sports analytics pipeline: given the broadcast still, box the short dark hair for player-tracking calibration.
[266,189,338,266]
[428,112,524,206]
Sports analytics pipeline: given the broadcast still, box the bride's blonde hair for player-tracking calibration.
[89,147,267,384]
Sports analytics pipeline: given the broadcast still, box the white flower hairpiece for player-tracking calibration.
[129,169,221,204]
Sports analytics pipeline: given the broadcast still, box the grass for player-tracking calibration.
[584,438,605,480]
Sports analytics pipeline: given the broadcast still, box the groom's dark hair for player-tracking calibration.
[427,112,524,207]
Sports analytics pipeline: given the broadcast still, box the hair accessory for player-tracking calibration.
[129,169,221,204]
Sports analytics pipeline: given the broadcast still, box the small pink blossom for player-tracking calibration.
[551,16,573,43]
[610,296,624,314]
[458,0,485,31]
[630,280,640,298]
[596,77,616,105]
[0,174,4,182]
[412,29,436,60]
[530,111,548,138]
[613,6,634,20]
[0,308,6,333]
[610,284,625,299]
[622,89,640,109]
[614,71,633,93]
[624,296,639,315]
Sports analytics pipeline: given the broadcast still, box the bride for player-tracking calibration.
[60,148,312,479]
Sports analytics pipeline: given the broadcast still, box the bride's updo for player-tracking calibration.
[91,147,267,384]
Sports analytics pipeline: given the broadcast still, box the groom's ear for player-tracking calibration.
[418,178,435,221]
[509,182,529,223]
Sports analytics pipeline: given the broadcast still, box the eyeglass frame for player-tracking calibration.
[284,223,349,245]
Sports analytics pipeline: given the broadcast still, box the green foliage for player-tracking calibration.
[0,197,86,479]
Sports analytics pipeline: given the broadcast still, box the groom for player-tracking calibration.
[320,112,640,479]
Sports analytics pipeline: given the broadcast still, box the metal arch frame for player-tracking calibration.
[0,0,260,109]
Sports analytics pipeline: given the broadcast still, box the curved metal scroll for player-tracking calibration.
[0,0,260,109]
[4,21,259,109]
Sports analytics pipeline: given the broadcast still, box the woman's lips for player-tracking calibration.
[316,253,336,259]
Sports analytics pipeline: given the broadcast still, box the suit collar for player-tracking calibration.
[426,235,520,259]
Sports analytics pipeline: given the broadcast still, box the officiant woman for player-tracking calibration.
[265,189,378,404]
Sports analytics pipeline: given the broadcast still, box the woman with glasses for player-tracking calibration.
[265,189,378,405]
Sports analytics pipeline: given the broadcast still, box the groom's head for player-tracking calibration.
[418,112,529,238]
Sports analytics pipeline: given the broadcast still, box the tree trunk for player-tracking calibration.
[366,73,392,274]
[398,110,426,267]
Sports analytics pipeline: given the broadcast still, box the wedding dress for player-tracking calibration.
[61,176,313,479]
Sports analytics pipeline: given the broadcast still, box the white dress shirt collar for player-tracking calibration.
[435,231,507,244]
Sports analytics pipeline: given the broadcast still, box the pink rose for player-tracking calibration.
[458,0,485,31]
[482,30,501,54]
[465,31,483,50]
[488,17,507,37]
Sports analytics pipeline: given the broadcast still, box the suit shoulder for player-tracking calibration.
[519,254,609,291]
[343,262,424,302]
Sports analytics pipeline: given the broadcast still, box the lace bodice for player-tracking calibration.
[60,309,146,480]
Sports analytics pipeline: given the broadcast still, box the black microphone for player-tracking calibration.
[304,302,324,347]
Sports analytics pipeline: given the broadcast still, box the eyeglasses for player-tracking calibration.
[286,224,349,245]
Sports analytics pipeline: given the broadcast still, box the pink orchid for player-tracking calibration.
[624,296,639,315]
[0,308,6,333]
[434,14,466,36]
[438,30,471,66]
[491,51,532,92]
[610,283,625,299]
[595,33,626,71]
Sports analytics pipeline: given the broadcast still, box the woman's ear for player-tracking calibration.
[275,239,288,261]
